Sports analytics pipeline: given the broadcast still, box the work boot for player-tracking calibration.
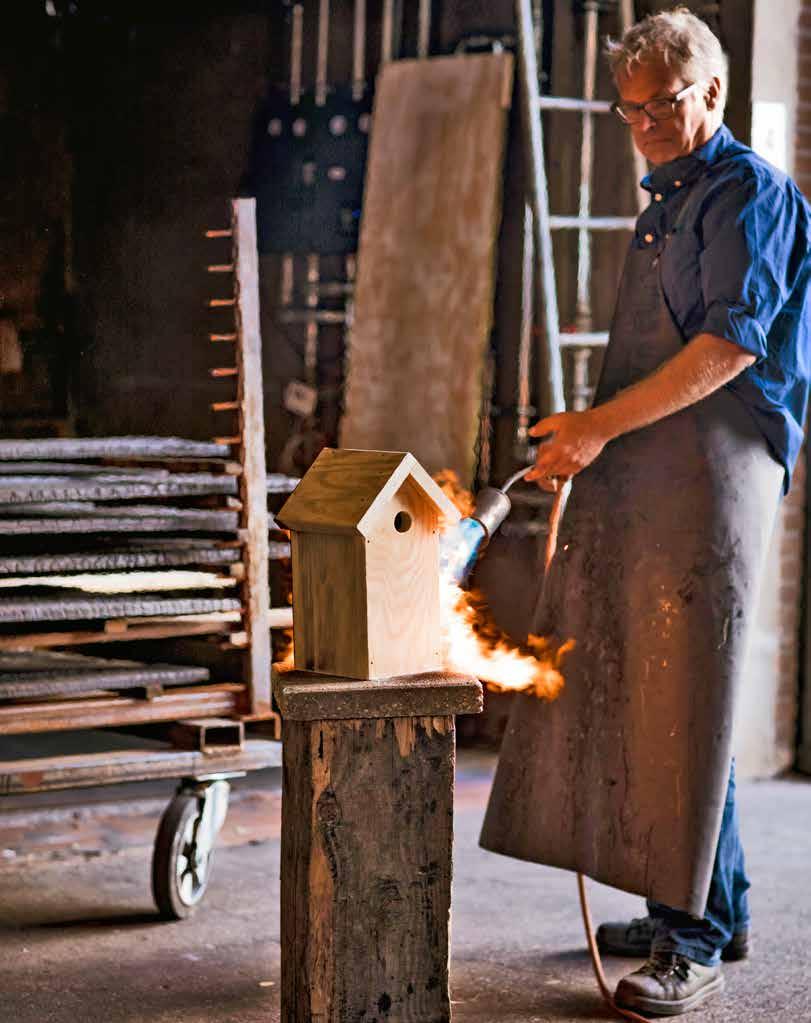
[614,951,725,1016]
[596,915,659,957]
[596,915,750,961]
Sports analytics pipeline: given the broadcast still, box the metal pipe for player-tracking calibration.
[618,0,649,214]
[352,0,367,99]
[532,0,543,69]
[290,3,304,105]
[316,0,330,107]
[537,96,612,113]
[575,0,599,331]
[380,0,403,66]
[501,465,532,494]
[305,255,320,389]
[571,347,592,412]
[280,256,294,307]
[381,0,395,65]
[515,0,566,415]
[417,0,431,59]
[550,215,636,230]
[514,203,535,457]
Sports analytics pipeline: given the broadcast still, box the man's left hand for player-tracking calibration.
[526,410,609,490]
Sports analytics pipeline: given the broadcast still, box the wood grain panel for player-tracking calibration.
[291,532,369,679]
[0,738,281,795]
[0,684,241,735]
[364,479,441,678]
[340,54,513,482]
[231,198,272,716]
[281,716,455,1023]
[278,448,408,535]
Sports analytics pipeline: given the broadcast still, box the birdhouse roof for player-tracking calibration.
[277,448,461,537]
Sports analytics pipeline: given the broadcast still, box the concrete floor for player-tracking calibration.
[0,749,809,1022]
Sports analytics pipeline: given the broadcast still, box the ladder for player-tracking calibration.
[515,0,644,414]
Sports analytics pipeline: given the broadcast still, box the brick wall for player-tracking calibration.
[796,0,811,773]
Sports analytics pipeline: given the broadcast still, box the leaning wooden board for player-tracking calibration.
[340,53,513,483]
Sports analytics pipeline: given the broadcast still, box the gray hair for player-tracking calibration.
[605,7,728,110]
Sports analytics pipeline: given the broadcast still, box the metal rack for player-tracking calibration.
[515,0,642,415]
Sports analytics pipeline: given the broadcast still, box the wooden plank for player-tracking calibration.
[231,199,272,717]
[0,462,171,478]
[0,619,235,650]
[277,448,458,538]
[0,650,135,671]
[281,716,455,1022]
[364,477,443,678]
[267,473,300,494]
[0,508,239,534]
[0,547,239,575]
[0,594,241,624]
[0,684,242,735]
[273,666,482,720]
[339,53,513,483]
[99,457,242,475]
[0,664,210,700]
[291,531,369,679]
[0,473,237,504]
[0,437,230,461]
[0,738,282,795]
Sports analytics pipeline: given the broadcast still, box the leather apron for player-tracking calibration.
[479,212,784,917]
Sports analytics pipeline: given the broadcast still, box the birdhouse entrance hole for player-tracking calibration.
[394,511,412,533]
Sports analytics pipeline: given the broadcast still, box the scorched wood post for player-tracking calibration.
[273,448,482,1023]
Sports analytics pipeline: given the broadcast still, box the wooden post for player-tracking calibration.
[230,198,272,718]
[273,667,482,1023]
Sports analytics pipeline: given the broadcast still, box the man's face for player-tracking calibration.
[616,56,718,166]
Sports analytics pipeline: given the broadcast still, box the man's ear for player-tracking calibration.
[705,76,722,110]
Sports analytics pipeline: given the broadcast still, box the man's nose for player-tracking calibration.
[636,111,657,132]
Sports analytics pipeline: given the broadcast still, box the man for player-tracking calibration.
[480,8,811,1017]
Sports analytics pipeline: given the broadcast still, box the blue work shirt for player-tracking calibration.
[635,123,811,492]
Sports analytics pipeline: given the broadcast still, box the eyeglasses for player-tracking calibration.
[611,82,699,125]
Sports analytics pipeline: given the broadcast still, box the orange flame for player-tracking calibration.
[435,471,573,699]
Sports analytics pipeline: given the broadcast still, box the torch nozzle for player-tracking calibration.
[471,466,532,540]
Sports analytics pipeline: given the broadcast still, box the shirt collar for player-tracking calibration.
[641,123,733,194]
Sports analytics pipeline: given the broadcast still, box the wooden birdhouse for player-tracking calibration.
[277,448,460,680]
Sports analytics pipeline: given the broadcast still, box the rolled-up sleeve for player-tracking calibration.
[698,175,796,361]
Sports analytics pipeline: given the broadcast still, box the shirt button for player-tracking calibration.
[654,192,663,201]
[644,233,654,244]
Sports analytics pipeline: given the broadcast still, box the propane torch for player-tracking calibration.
[439,466,539,585]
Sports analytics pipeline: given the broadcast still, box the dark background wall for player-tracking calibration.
[0,0,756,470]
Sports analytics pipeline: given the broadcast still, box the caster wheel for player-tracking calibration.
[151,783,227,920]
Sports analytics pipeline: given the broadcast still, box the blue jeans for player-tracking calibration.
[647,761,750,967]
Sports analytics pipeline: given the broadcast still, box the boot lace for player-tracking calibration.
[640,950,692,984]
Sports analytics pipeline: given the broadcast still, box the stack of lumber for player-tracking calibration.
[0,198,297,737]
[0,436,259,734]
[0,438,243,638]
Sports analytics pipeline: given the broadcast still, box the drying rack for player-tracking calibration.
[0,198,293,919]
